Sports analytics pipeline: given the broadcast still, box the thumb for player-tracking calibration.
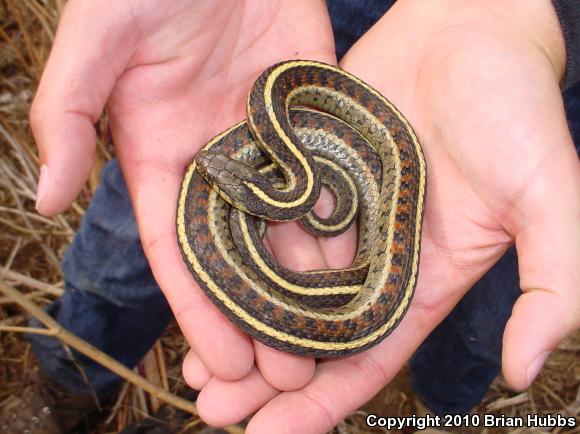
[502,129,580,390]
[31,1,136,215]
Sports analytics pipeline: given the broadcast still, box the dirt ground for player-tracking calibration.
[0,1,578,433]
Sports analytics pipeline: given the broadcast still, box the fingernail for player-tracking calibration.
[526,351,550,386]
[36,164,50,210]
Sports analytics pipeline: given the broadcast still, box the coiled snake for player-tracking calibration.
[177,60,426,357]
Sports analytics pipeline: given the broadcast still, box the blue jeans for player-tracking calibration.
[29,0,580,413]
[29,162,173,398]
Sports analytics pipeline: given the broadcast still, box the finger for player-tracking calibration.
[197,367,279,427]
[257,178,374,394]
[255,219,323,389]
[266,220,326,271]
[318,224,358,268]
[254,341,315,391]
[183,349,213,390]
[502,135,580,389]
[31,1,136,215]
[502,289,579,389]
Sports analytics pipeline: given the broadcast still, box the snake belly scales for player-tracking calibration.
[177,60,426,358]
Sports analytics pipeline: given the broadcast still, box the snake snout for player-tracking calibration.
[195,150,263,210]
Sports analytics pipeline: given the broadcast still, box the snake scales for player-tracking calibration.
[177,60,426,357]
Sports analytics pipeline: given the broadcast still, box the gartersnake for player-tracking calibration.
[177,60,426,357]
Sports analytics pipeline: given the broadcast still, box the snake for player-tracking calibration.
[177,60,426,357]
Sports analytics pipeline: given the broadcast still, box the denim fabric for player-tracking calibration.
[28,1,580,413]
[28,160,173,398]
[327,0,395,59]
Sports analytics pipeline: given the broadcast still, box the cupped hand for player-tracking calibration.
[192,0,580,432]
[31,0,338,403]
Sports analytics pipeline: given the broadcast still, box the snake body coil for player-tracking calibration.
[177,60,426,357]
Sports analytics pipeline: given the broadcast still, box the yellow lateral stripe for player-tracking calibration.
[245,64,316,207]
[178,168,414,350]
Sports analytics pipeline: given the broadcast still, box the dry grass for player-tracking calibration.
[0,1,578,433]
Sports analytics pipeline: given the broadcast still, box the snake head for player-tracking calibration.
[195,150,261,213]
